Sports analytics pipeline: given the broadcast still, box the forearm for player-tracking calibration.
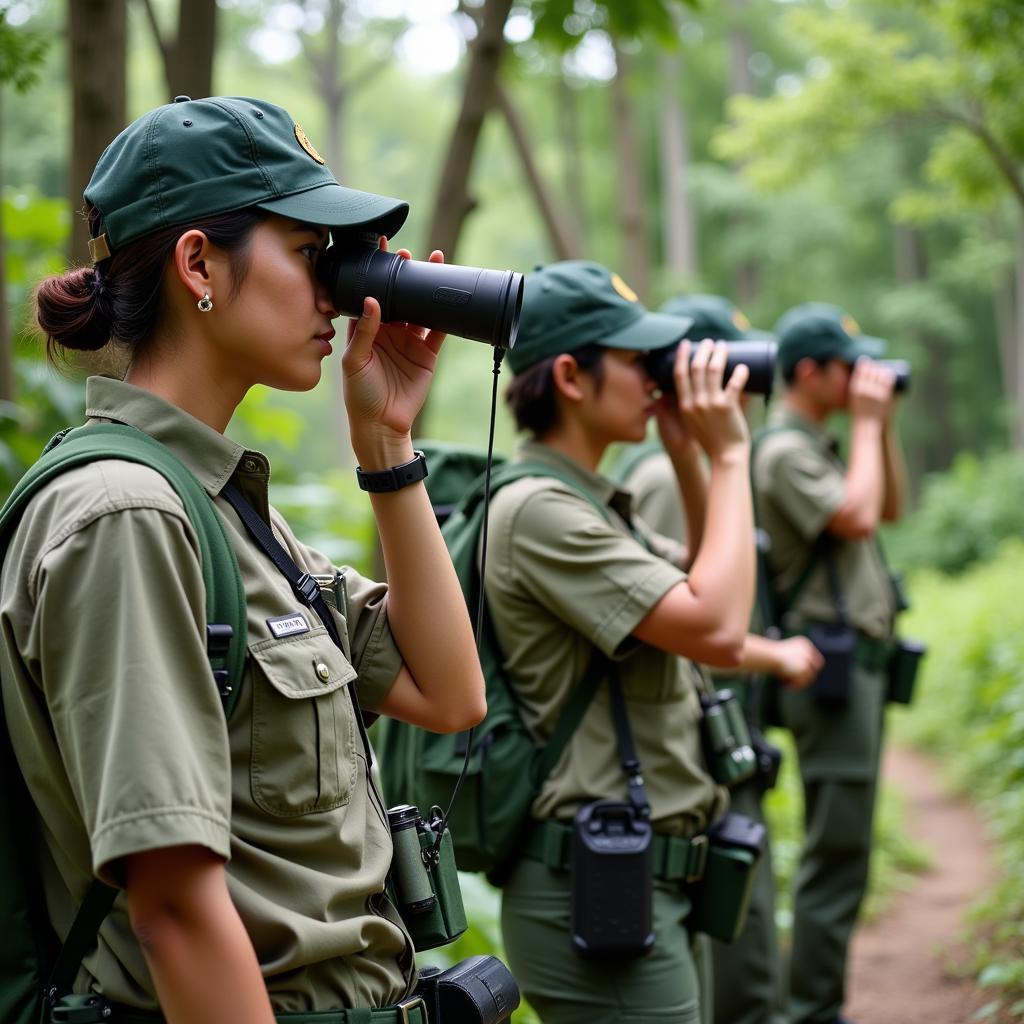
[880,419,907,521]
[668,444,707,565]
[739,634,782,675]
[685,451,755,645]
[369,481,484,723]
[834,418,885,534]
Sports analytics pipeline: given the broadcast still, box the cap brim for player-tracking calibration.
[604,311,694,352]
[842,334,887,362]
[258,183,409,239]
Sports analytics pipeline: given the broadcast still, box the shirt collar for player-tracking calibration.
[84,376,251,496]
[515,439,635,522]
[769,404,840,454]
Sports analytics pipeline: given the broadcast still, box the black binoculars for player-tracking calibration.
[316,235,524,348]
[644,340,778,397]
[877,358,911,394]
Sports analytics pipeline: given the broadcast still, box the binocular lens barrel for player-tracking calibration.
[317,243,524,349]
[877,358,911,394]
[645,340,777,397]
[386,804,436,915]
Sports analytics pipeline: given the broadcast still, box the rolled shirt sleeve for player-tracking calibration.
[32,505,232,885]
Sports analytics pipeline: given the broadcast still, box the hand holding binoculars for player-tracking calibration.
[316,236,524,348]
[644,340,778,397]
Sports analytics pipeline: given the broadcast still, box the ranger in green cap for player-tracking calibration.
[487,261,757,1023]
[616,293,823,1024]
[751,302,906,1024]
[4,96,485,1023]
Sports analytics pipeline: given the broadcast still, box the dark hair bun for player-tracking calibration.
[35,266,112,353]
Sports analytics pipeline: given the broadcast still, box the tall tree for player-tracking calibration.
[69,0,127,263]
[424,0,515,261]
[0,12,47,401]
[716,1,1024,445]
[658,50,697,283]
[139,0,217,100]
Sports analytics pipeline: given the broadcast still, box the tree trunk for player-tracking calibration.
[657,50,697,284]
[423,0,514,261]
[0,86,12,401]
[1013,216,1024,448]
[557,74,587,250]
[610,42,650,301]
[168,0,216,99]
[69,0,127,263]
[495,83,581,260]
[728,0,758,307]
[893,224,952,481]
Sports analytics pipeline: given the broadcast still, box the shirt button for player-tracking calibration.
[243,458,259,472]
[315,662,331,681]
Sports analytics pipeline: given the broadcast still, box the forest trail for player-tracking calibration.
[845,744,1002,1023]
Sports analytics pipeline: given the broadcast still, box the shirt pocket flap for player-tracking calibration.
[249,627,356,699]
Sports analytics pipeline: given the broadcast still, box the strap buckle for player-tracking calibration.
[686,834,709,883]
[294,572,321,604]
[396,994,427,1024]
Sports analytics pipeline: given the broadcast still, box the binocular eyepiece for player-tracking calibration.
[644,340,778,398]
[316,236,524,349]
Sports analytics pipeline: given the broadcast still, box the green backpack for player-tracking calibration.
[377,442,611,882]
[0,423,246,1024]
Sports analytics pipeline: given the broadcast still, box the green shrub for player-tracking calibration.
[894,540,1024,1014]
[885,451,1024,575]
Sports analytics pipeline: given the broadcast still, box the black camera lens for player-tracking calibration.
[876,358,910,394]
[317,239,523,349]
[644,340,777,397]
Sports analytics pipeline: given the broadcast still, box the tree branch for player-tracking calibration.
[137,0,172,82]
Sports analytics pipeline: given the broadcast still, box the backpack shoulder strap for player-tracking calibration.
[605,438,664,487]
[1,423,246,710]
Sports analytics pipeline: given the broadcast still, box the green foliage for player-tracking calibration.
[0,9,48,92]
[884,450,1024,574]
[893,541,1024,1014]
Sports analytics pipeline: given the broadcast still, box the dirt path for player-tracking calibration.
[845,744,1000,1023]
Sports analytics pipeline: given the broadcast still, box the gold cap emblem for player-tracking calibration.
[294,124,325,165]
[841,313,861,336]
[732,310,751,331]
[610,273,639,303]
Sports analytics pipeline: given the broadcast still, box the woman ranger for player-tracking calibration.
[485,261,756,1023]
[1,96,484,1023]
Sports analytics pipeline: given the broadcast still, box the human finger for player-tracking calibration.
[673,340,694,410]
[344,296,381,370]
[706,341,728,395]
[690,339,715,405]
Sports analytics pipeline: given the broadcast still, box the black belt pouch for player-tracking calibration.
[687,812,766,944]
[806,623,856,706]
[415,955,521,1024]
[570,800,654,960]
[886,637,926,704]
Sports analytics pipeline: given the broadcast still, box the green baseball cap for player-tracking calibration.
[658,293,772,342]
[774,302,886,376]
[508,260,692,374]
[84,95,409,262]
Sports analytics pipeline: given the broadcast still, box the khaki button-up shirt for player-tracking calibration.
[752,406,895,639]
[484,441,726,837]
[0,377,412,1012]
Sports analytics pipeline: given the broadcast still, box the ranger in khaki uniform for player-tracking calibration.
[622,294,822,1024]
[751,304,905,1024]
[4,96,485,1023]
[486,262,756,1024]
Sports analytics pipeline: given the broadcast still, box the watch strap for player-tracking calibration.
[356,450,428,492]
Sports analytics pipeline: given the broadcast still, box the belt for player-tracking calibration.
[524,820,708,883]
[102,998,428,1024]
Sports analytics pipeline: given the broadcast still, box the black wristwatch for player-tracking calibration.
[356,450,428,493]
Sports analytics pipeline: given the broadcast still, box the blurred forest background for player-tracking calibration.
[2,0,1024,1017]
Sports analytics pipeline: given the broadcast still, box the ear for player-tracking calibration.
[793,357,820,386]
[551,353,586,404]
[171,229,226,304]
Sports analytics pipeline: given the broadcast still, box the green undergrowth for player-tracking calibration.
[891,539,1024,1018]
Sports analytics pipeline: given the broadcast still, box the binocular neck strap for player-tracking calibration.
[220,483,376,771]
[607,670,651,818]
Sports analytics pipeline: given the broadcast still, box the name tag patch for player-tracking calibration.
[267,612,310,638]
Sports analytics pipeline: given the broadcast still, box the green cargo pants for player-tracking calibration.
[778,649,888,1024]
[709,779,785,1024]
[501,856,704,1023]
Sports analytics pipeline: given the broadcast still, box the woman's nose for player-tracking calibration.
[315,277,339,319]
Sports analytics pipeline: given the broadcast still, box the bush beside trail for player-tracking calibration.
[894,540,1024,1017]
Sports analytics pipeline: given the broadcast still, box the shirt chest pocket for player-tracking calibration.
[249,628,359,817]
